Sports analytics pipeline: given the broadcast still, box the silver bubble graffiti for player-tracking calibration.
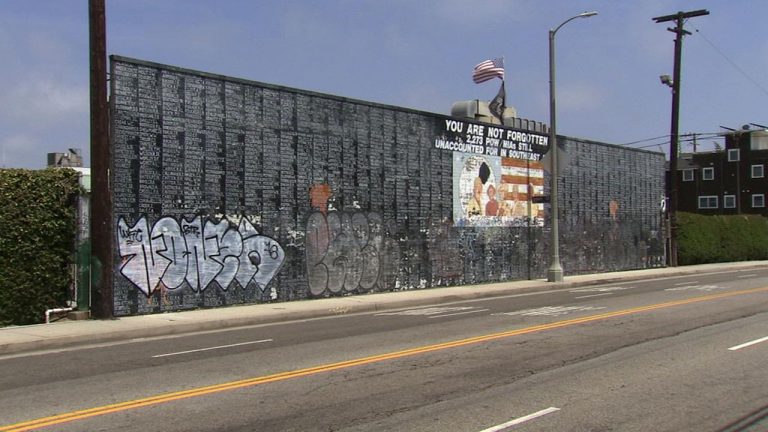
[117,216,284,298]
[306,211,383,296]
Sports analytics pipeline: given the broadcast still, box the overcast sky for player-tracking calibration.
[1,0,766,168]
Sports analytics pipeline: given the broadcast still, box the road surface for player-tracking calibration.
[1,267,767,431]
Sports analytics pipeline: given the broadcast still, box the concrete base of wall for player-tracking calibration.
[67,310,91,321]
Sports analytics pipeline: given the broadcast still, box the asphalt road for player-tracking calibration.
[1,268,767,431]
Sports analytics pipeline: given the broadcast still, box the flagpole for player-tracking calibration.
[501,57,506,123]
[501,78,506,122]
[499,56,507,122]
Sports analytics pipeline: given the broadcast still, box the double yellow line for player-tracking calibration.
[3,286,767,432]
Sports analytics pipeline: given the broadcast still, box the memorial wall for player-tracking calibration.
[110,56,664,316]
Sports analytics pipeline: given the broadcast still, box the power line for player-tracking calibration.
[619,135,669,146]
[621,131,725,149]
[690,24,768,98]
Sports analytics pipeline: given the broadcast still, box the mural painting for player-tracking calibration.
[453,153,544,227]
[435,118,548,228]
[117,215,284,299]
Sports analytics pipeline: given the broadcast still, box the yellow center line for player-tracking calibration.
[3,286,768,432]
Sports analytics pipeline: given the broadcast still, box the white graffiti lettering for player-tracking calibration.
[117,215,284,297]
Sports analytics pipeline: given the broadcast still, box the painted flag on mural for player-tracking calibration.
[488,81,505,121]
[472,58,505,84]
[500,158,545,222]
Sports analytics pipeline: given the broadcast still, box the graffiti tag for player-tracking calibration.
[306,211,383,296]
[117,215,284,297]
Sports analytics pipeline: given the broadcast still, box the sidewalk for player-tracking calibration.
[1,262,764,355]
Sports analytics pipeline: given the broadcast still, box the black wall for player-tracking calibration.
[109,56,665,316]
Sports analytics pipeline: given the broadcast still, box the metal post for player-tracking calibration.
[547,11,597,283]
[547,28,562,282]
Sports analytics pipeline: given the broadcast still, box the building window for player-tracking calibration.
[751,131,768,150]
[682,169,694,181]
[702,167,714,181]
[698,195,718,209]
[752,194,765,208]
[724,195,736,209]
[752,164,764,178]
[728,148,740,162]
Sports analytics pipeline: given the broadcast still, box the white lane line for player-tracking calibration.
[427,309,490,319]
[152,339,273,358]
[570,286,631,293]
[574,293,614,299]
[666,284,723,292]
[376,306,477,316]
[728,336,768,351]
[478,407,561,431]
[737,274,758,278]
[674,281,697,285]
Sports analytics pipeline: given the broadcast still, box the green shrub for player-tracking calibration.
[678,212,768,265]
[0,168,81,325]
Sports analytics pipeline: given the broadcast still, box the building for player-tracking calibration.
[450,100,548,134]
[47,148,84,168]
[676,127,768,216]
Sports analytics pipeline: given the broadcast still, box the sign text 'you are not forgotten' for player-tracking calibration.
[435,119,549,161]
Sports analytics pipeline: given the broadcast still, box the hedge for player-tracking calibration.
[677,212,768,265]
[0,168,81,326]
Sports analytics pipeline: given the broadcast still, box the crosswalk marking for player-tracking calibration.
[495,305,606,317]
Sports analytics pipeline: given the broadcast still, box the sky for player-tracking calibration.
[1,0,766,169]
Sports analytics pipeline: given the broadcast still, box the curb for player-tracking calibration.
[1,262,765,355]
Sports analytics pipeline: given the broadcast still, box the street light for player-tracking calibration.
[547,11,597,283]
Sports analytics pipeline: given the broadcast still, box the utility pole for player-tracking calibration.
[89,0,113,318]
[653,9,709,267]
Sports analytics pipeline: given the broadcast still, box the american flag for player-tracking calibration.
[472,58,505,84]
[500,158,545,223]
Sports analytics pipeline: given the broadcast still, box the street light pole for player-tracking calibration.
[547,11,597,283]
